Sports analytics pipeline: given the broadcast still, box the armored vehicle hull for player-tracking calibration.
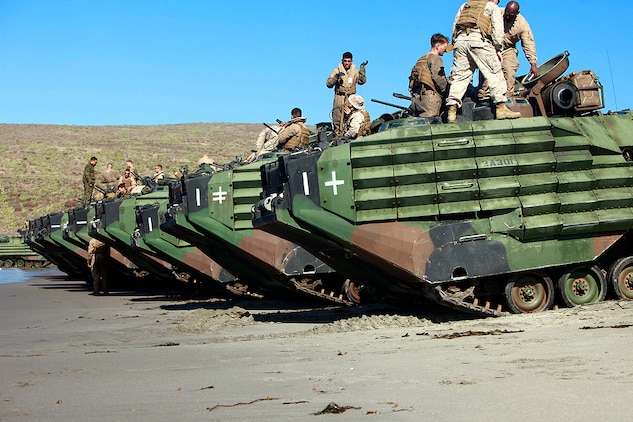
[134,196,237,292]
[90,195,184,284]
[163,160,350,305]
[255,113,633,315]
[27,214,90,278]
[0,235,47,269]
[63,204,145,281]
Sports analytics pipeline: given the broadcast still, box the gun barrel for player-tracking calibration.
[392,92,412,101]
[370,98,409,111]
[263,122,279,134]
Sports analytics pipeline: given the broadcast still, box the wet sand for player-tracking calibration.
[2,270,633,421]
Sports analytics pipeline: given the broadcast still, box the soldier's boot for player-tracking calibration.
[495,102,521,120]
[447,105,457,123]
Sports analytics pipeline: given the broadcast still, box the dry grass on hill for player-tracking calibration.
[0,122,262,236]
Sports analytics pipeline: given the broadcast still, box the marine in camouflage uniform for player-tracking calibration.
[118,168,137,191]
[277,108,310,151]
[500,1,539,95]
[82,156,98,206]
[479,1,539,97]
[342,95,371,140]
[101,163,120,190]
[256,125,281,154]
[446,0,520,122]
[409,33,450,118]
[326,52,367,135]
[88,237,110,295]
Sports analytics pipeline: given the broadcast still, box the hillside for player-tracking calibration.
[0,122,263,236]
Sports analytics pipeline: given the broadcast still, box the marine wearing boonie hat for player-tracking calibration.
[348,94,365,110]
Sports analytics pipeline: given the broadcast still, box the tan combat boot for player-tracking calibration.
[495,102,521,120]
[447,105,457,123]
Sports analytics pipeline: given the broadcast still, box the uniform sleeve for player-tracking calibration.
[278,124,299,144]
[255,128,267,150]
[452,5,464,40]
[519,16,538,64]
[344,113,364,138]
[358,66,366,85]
[429,56,449,94]
[488,3,505,50]
[326,67,340,88]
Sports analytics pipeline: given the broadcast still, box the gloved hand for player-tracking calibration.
[335,72,345,78]
[360,60,368,67]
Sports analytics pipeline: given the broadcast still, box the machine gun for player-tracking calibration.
[370,98,409,111]
[263,122,279,134]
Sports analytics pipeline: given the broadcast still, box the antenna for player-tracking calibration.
[606,49,618,110]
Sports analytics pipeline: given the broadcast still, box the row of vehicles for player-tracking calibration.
[18,53,633,316]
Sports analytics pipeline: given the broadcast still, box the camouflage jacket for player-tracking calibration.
[503,11,538,64]
[83,162,95,186]
[326,63,367,96]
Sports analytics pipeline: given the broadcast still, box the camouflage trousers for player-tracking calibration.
[91,253,109,294]
[83,183,94,206]
[479,48,520,98]
[410,90,443,117]
[446,32,508,108]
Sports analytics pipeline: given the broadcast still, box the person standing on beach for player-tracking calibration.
[88,237,110,295]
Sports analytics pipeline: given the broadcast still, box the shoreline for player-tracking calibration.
[2,272,633,420]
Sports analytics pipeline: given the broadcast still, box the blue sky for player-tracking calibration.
[1,1,632,126]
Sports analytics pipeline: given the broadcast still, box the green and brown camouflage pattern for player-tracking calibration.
[255,113,633,313]
[163,158,349,303]
[64,204,141,280]
[90,190,184,283]
[0,234,47,268]
[134,191,236,290]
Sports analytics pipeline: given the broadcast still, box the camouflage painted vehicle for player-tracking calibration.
[254,60,633,316]
[0,234,47,268]
[89,189,198,284]
[63,204,143,281]
[23,214,91,278]
[133,191,237,293]
[162,156,350,304]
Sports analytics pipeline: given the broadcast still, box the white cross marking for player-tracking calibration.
[324,171,344,195]
[212,186,228,204]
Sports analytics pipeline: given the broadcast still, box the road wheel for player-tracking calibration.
[608,257,633,300]
[504,271,554,313]
[558,265,606,307]
[343,279,363,304]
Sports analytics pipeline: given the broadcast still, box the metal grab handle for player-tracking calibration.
[440,182,474,190]
[436,138,471,147]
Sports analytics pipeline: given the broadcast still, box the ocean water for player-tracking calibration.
[0,268,59,285]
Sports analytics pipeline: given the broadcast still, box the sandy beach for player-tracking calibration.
[2,269,633,421]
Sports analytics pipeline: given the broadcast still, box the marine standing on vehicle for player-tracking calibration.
[446,0,521,122]
[82,156,98,206]
[500,1,539,94]
[326,52,367,135]
[409,33,451,118]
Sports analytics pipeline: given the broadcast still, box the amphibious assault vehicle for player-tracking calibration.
[162,157,352,304]
[0,234,47,269]
[254,53,633,316]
